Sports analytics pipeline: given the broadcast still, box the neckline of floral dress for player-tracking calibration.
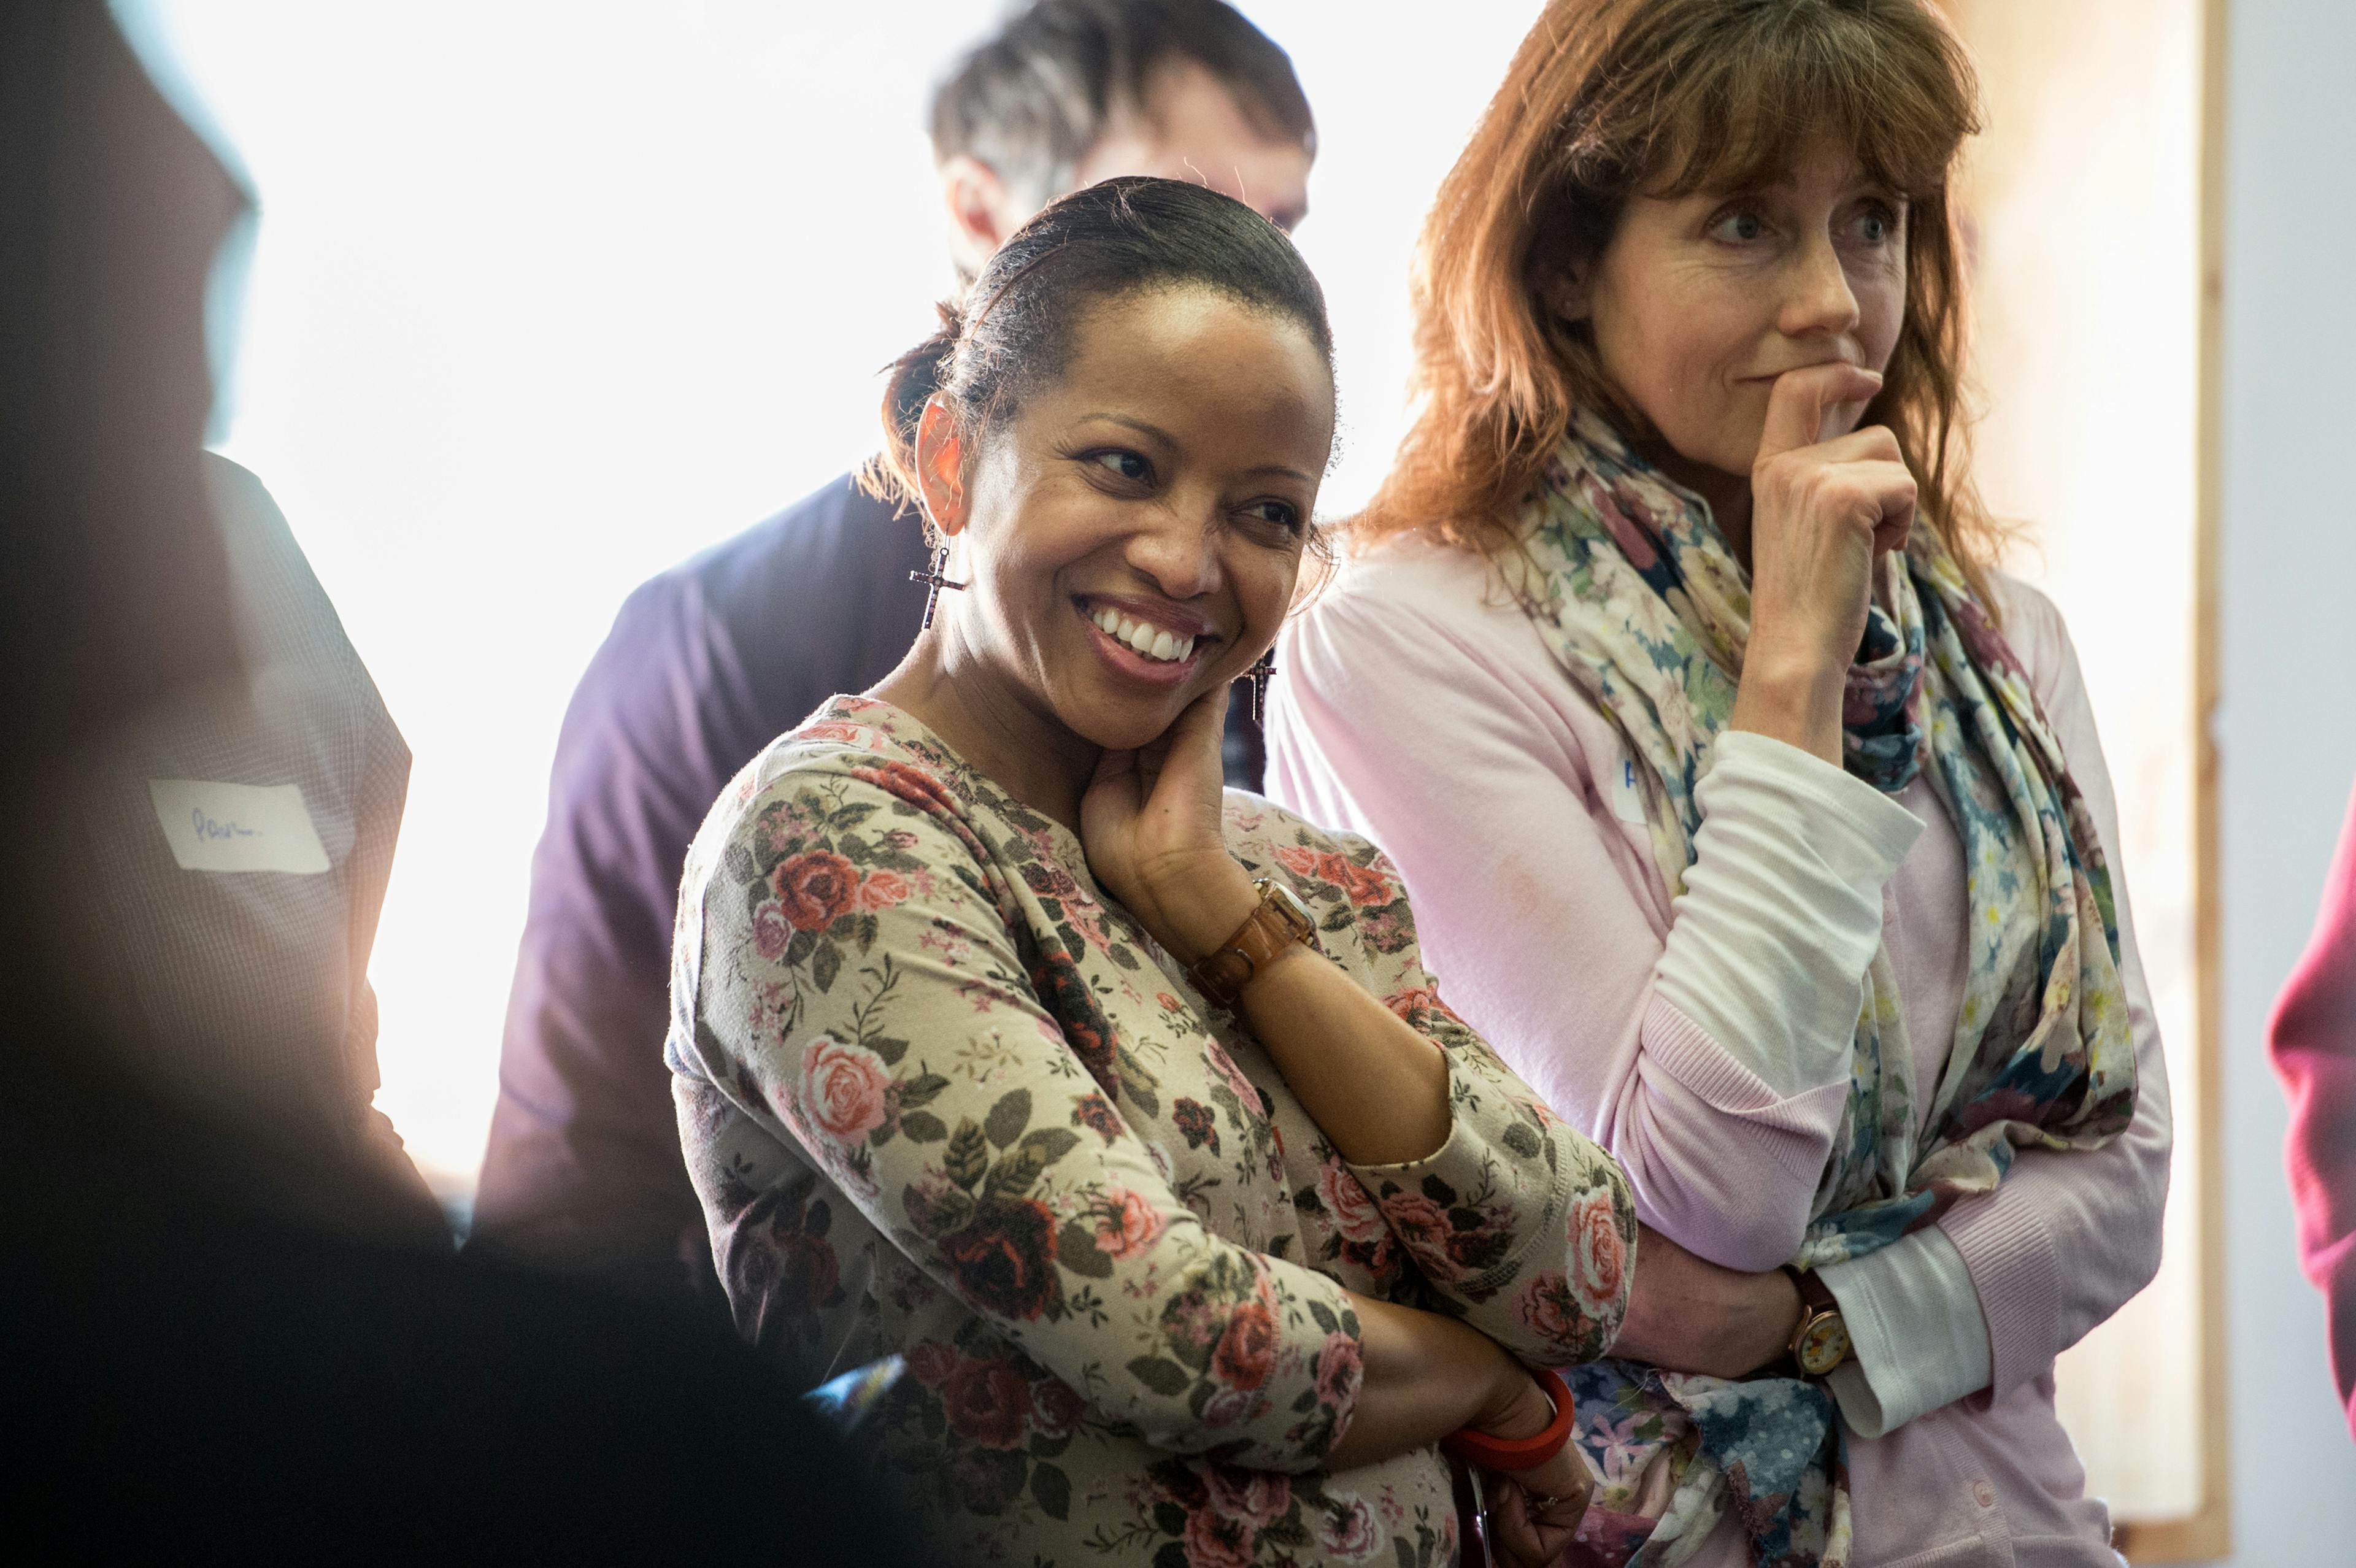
[799,691,1100,871]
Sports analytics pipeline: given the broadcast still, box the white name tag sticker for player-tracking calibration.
[147,780,331,874]
[1608,756,1650,824]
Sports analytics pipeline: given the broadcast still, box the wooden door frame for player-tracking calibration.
[2115,0,2231,1555]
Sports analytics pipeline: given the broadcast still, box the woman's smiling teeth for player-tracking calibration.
[1091,605,1196,664]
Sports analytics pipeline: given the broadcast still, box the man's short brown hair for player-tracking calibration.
[930,1,1315,207]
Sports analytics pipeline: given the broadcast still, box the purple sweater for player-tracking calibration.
[474,475,931,1299]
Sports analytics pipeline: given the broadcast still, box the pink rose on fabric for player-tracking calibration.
[849,760,950,813]
[904,1341,960,1388]
[750,899,791,961]
[772,850,861,931]
[1071,1093,1124,1145]
[1517,1272,1579,1348]
[1212,1301,1277,1392]
[799,721,866,744]
[1206,1045,1261,1114]
[1030,1376,1088,1441]
[1319,1494,1383,1562]
[1570,1188,1630,1318]
[1093,1187,1166,1261]
[881,828,920,851]
[1198,1386,1261,1429]
[1315,1161,1386,1245]
[858,869,910,912]
[1274,845,1322,879]
[1182,1505,1257,1568]
[1323,853,1393,907]
[1314,1330,1363,1410]
[1379,1190,1452,1256]
[1204,1465,1292,1526]
[1383,986,1463,1032]
[941,1356,1032,1450]
[799,1036,891,1144]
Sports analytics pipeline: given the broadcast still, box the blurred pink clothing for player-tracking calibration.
[2268,780,2356,1439]
[1269,539,2171,1568]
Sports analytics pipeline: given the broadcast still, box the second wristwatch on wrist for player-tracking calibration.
[1782,1264,1853,1378]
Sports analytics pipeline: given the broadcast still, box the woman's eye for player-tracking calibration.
[1850,204,1901,247]
[1240,499,1303,533]
[1087,449,1152,484]
[1707,209,1766,244]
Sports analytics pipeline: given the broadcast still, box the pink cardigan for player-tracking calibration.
[1268,538,2171,1568]
[2268,779,2356,1439]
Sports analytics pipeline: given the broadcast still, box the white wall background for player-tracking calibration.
[140,0,2356,1555]
[2209,0,2356,1557]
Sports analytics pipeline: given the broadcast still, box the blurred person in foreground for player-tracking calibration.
[49,446,448,1247]
[2269,780,2356,1440]
[477,0,1320,1315]
[0,7,906,1559]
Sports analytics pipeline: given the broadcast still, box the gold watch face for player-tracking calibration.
[1795,1310,1852,1377]
[1257,878,1320,945]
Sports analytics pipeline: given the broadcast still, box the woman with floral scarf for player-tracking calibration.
[1269,3,2169,1565]
[668,177,1636,1568]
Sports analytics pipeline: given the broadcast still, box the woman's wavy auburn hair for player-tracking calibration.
[1362,0,2003,591]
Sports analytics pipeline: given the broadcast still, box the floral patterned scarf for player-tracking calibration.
[1501,410,2139,1567]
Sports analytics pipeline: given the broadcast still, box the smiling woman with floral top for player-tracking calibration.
[664,177,1636,1568]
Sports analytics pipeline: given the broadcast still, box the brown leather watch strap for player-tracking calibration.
[1185,879,1317,1008]
[1787,1264,1838,1318]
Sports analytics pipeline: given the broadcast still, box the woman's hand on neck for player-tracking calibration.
[1078,685,1257,963]
[875,628,1257,959]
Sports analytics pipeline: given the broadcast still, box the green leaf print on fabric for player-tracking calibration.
[944,1120,988,1191]
[985,1088,1031,1150]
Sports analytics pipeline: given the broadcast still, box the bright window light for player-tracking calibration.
[151,0,1538,1188]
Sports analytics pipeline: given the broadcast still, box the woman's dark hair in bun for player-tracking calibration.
[865,174,1334,539]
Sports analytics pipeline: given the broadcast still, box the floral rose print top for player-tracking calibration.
[666,697,1636,1567]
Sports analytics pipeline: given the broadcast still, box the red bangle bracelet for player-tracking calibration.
[1439,1366,1575,1472]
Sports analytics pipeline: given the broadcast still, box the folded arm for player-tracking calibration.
[1225,832,1640,1368]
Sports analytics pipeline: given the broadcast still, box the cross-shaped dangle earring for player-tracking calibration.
[1245,650,1277,725]
[909,540,966,631]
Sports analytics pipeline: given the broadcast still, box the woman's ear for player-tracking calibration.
[1543,259,1595,325]
[914,397,969,539]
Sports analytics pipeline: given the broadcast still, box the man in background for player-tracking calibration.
[473,0,1319,1316]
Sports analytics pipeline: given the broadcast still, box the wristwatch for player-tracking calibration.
[1783,1265,1852,1378]
[1185,878,1319,1007]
